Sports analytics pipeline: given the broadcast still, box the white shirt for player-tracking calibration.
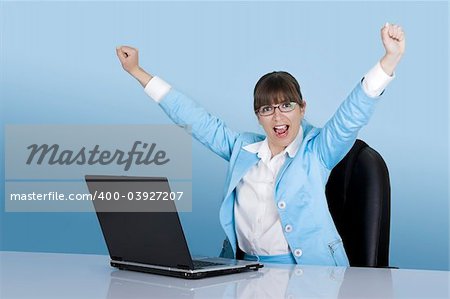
[144,62,394,256]
[235,127,303,255]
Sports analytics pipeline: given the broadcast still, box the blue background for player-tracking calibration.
[1,1,449,271]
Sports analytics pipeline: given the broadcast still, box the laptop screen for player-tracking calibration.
[85,175,194,269]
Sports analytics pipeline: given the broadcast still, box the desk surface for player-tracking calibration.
[1,251,448,299]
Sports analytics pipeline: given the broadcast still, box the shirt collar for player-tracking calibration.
[243,126,303,159]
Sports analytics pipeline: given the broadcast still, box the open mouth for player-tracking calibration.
[273,125,289,138]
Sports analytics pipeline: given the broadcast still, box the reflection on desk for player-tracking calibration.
[1,251,448,299]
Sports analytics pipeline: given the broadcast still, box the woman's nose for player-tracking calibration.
[272,107,283,119]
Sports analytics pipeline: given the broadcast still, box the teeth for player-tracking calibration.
[273,125,289,136]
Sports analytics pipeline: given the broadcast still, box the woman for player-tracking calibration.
[116,23,405,266]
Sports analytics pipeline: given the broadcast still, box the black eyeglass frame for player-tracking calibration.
[255,102,298,116]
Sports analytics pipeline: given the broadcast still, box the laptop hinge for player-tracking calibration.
[176,264,191,270]
[111,256,123,261]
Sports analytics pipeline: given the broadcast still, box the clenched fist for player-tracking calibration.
[116,46,140,73]
[381,23,405,57]
[116,45,152,87]
[380,23,406,76]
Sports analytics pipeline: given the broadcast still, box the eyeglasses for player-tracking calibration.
[255,102,298,116]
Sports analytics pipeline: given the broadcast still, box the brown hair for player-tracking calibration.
[253,71,304,113]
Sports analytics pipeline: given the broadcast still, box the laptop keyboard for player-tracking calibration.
[192,260,224,269]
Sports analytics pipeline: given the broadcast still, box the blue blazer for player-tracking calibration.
[158,80,379,266]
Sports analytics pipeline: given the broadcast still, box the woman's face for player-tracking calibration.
[257,102,306,155]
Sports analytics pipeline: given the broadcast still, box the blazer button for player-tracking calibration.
[285,224,293,233]
[294,248,303,257]
[277,201,286,209]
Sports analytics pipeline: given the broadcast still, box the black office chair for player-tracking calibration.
[325,139,391,268]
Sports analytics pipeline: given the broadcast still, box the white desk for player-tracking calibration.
[1,251,448,298]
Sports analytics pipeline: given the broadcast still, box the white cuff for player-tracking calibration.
[144,76,172,103]
[362,62,395,97]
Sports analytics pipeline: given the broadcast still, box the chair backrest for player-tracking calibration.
[325,139,391,267]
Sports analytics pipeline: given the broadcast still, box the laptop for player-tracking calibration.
[85,175,263,279]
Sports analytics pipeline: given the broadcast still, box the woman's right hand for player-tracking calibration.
[116,45,153,87]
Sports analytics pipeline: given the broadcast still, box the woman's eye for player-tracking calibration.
[261,106,272,112]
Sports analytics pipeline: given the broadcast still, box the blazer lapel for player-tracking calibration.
[225,149,259,198]
[275,155,295,189]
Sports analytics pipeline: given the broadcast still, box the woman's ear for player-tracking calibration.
[300,100,307,115]
[256,113,262,125]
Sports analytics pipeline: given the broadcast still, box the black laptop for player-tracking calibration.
[85,175,263,279]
